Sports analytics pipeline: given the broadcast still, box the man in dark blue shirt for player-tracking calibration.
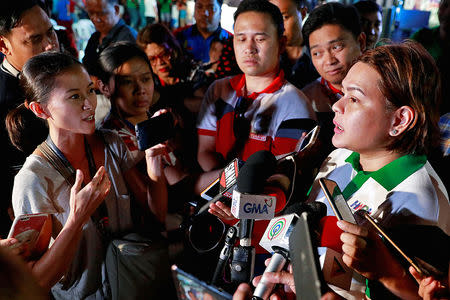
[271,0,319,90]
[0,0,60,237]
[83,0,137,78]
[175,0,231,63]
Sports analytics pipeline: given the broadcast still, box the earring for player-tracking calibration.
[392,129,398,135]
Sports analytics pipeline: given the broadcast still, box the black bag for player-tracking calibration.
[106,233,173,300]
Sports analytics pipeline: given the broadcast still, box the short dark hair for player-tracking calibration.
[106,0,119,6]
[293,0,311,11]
[302,2,361,48]
[353,0,382,15]
[234,0,284,38]
[358,40,441,155]
[194,0,223,7]
[98,41,152,83]
[0,0,41,36]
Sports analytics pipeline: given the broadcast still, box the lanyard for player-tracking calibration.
[46,134,110,235]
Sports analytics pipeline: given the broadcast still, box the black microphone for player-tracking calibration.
[230,151,277,284]
[211,225,238,286]
[253,202,327,300]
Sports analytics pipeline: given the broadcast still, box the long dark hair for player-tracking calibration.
[6,51,82,154]
[98,41,152,83]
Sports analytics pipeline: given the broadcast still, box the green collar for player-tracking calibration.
[342,152,427,199]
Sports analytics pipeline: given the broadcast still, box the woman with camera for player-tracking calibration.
[136,22,213,114]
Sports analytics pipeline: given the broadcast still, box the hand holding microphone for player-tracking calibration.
[230,151,279,285]
[253,202,327,300]
[252,260,296,296]
[209,201,235,221]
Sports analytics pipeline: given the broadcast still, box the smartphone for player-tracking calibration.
[363,212,444,278]
[318,178,356,224]
[171,264,232,300]
[135,113,175,151]
[289,212,328,300]
[8,213,52,259]
[295,125,320,153]
[200,178,220,201]
[196,158,244,216]
[276,125,320,161]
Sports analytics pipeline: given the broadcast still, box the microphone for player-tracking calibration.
[230,185,282,220]
[196,158,245,216]
[230,150,277,284]
[253,202,327,300]
[211,225,238,286]
[231,149,295,220]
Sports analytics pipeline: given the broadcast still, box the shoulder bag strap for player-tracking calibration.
[38,135,111,238]
[37,136,76,186]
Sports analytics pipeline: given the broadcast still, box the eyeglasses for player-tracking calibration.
[87,6,113,19]
[148,49,172,65]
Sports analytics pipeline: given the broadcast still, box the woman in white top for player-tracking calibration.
[6,51,169,298]
[232,41,449,300]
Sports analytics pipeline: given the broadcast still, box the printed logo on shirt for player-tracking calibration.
[348,199,372,215]
[249,133,267,141]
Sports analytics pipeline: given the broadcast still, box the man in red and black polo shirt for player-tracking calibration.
[196,0,316,274]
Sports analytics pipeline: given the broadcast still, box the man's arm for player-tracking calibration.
[197,134,222,172]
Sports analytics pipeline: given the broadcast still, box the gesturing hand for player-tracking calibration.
[68,167,111,228]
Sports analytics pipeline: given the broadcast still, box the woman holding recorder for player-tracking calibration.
[231,41,449,300]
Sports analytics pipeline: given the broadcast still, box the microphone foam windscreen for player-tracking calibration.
[306,202,327,220]
[281,202,308,215]
[237,150,277,194]
[319,216,343,253]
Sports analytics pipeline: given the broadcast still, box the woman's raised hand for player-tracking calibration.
[145,143,169,181]
[144,109,174,182]
[67,167,111,228]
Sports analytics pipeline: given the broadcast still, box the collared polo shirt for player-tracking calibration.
[308,148,449,299]
[197,69,317,162]
[175,24,231,63]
